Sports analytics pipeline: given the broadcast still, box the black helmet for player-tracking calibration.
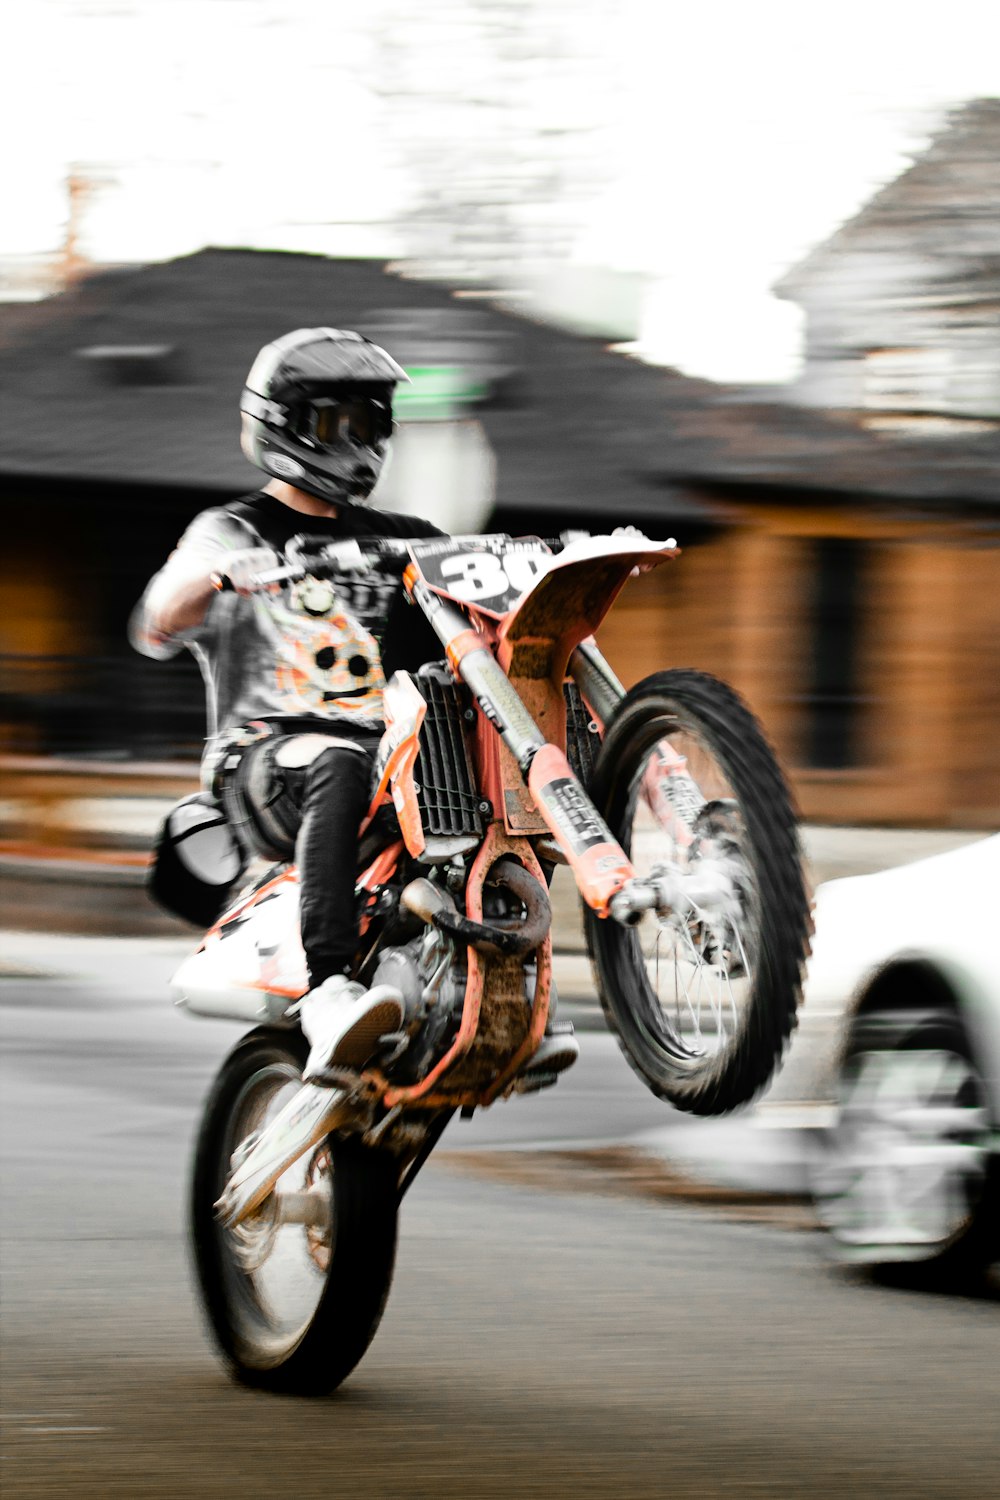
[240,327,410,505]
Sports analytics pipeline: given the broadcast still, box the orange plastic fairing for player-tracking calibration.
[367,673,427,858]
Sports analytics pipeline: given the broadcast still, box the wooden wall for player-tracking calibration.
[596,507,1000,830]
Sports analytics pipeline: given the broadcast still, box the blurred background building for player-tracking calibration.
[1,1,998,834]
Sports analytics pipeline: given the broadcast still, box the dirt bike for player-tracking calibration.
[178,528,812,1395]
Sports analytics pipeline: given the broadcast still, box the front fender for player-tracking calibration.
[499,537,678,657]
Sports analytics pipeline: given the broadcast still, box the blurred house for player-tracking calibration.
[2,129,999,831]
[0,247,714,762]
[602,99,999,829]
[778,99,1000,424]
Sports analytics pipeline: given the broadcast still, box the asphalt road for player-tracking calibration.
[2,937,998,1498]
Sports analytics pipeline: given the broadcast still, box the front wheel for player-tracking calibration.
[190,1028,399,1395]
[585,669,811,1115]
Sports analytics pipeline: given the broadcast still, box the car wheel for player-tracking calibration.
[812,1009,999,1287]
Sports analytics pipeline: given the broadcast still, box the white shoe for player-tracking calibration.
[301,975,404,1078]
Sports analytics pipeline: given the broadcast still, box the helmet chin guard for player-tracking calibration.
[239,328,409,507]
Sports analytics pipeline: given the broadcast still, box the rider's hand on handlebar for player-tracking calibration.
[217,547,281,596]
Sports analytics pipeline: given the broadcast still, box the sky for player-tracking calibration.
[4,0,1000,382]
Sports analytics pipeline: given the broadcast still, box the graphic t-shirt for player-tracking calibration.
[130,491,444,761]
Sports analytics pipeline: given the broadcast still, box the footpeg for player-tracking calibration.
[512,1070,560,1095]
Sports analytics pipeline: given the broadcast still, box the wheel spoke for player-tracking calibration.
[583,669,807,1113]
[221,1066,334,1338]
[192,1037,401,1395]
[638,822,752,1057]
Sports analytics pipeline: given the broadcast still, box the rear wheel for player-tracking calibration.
[190,1029,398,1395]
[585,670,811,1115]
[812,1010,999,1285]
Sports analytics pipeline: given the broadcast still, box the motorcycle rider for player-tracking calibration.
[132,326,578,1083]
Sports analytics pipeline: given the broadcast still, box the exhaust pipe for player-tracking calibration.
[401,864,551,957]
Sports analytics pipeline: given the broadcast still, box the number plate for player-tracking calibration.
[408,534,552,617]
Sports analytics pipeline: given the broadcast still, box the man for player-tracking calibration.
[133,325,578,1086]
[132,327,444,1077]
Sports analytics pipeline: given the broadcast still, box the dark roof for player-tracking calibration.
[0,248,719,529]
[8,247,997,525]
[651,392,1000,513]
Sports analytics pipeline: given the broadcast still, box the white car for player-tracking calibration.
[805,834,1000,1282]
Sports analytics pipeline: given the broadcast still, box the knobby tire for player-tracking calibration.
[585,669,812,1115]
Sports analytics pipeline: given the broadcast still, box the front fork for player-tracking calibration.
[411,583,693,924]
[572,637,708,852]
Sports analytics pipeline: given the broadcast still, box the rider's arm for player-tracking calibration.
[129,509,254,660]
[143,553,218,640]
[142,542,279,644]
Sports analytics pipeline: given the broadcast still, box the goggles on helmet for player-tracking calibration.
[307,396,392,450]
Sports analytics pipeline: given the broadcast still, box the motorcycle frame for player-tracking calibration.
[359,535,678,1109]
[403,535,678,915]
[197,534,679,1113]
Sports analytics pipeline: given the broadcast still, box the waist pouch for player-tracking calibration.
[223,738,298,861]
[148,792,248,929]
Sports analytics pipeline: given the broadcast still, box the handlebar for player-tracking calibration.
[211,527,658,595]
[212,534,413,594]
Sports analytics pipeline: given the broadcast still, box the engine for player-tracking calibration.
[371,928,468,1080]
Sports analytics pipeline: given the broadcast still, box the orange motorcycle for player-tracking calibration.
[179,529,811,1393]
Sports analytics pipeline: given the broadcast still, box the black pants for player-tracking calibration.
[228,729,381,989]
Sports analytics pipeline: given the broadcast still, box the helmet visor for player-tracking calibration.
[311,396,391,449]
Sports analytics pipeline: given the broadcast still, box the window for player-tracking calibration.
[803,538,868,770]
